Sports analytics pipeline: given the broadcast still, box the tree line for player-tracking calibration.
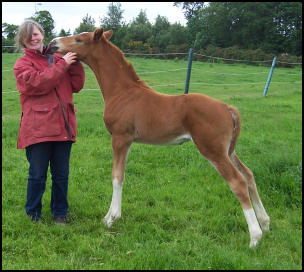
[2,2,302,66]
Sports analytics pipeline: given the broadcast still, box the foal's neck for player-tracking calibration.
[86,42,147,100]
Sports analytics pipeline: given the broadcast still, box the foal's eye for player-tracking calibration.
[75,38,82,43]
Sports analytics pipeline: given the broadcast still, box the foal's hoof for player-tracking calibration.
[249,230,263,248]
[103,217,113,228]
[249,238,259,248]
[260,217,270,232]
[103,212,121,228]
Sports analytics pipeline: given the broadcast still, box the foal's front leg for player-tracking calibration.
[103,135,132,228]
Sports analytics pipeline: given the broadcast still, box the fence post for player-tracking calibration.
[184,48,193,94]
[263,57,277,97]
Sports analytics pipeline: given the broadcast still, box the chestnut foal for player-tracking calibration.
[49,28,270,247]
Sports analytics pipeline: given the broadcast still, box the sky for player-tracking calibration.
[2,2,187,34]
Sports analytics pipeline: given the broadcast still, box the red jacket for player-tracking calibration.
[14,48,85,149]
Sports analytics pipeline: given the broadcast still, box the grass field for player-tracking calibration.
[2,53,302,269]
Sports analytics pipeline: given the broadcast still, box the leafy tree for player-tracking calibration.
[128,10,152,44]
[2,23,19,52]
[186,7,209,49]
[148,15,170,51]
[167,23,188,48]
[153,15,170,35]
[100,2,125,30]
[2,23,18,40]
[58,29,71,37]
[176,2,302,55]
[2,2,301,59]
[272,2,302,55]
[149,16,187,52]
[174,2,205,20]
[74,14,96,34]
[100,2,126,48]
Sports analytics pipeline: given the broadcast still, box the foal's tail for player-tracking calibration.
[227,106,241,156]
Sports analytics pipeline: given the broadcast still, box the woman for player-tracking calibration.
[14,19,85,225]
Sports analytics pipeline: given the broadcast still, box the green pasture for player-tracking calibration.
[2,53,302,269]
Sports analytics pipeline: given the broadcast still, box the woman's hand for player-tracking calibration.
[62,52,78,65]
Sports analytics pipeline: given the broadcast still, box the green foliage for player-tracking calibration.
[2,53,302,269]
[122,10,152,49]
[194,45,302,68]
[2,23,18,40]
[2,3,302,58]
[125,40,152,54]
[74,14,96,34]
[174,2,205,21]
[58,29,71,37]
[182,2,302,56]
[100,2,125,31]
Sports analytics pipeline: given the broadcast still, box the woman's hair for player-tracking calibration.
[14,19,44,52]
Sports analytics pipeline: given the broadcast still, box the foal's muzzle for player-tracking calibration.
[47,40,60,53]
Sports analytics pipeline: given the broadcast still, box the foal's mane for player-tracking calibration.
[104,37,151,89]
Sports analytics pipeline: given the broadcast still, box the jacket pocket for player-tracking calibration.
[32,103,61,137]
[67,103,77,137]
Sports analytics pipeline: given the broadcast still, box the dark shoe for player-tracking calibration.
[54,217,67,226]
[27,214,41,223]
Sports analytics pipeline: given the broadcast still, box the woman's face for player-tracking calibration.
[24,25,44,52]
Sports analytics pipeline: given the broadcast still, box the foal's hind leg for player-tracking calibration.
[230,152,270,231]
[103,135,132,228]
[210,154,263,248]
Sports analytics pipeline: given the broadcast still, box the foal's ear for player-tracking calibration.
[93,28,104,41]
[104,30,113,41]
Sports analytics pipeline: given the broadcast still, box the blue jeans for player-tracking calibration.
[25,141,72,220]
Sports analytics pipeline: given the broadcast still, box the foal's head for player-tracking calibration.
[48,28,113,61]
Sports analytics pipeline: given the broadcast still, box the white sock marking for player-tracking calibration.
[243,208,262,248]
[104,178,123,227]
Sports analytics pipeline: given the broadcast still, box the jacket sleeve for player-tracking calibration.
[68,61,85,93]
[14,58,69,96]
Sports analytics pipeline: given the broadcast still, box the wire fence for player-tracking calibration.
[2,48,302,96]
[3,45,302,66]
[124,51,302,66]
